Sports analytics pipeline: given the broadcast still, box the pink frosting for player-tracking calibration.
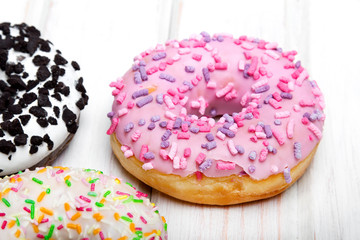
[108,33,325,181]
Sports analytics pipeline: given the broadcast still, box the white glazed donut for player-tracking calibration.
[0,23,88,176]
[0,166,167,239]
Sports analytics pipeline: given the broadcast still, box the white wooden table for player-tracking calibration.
[1,0,359,239]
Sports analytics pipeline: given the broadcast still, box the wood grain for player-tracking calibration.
[0,0,359,239]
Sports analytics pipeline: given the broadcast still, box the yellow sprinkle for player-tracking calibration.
[151,203,155,207]
[40,207,54,216]
[86,177,92,182]
[100,198,106,204]
[118,237,128,240]
[32,224,39,233]
[146,85,158,93]
[93,228,101,235]
[14,229,21,238]
[156,230,161,236]
[37,168,47,174]
[114,178,121,184]
[38,214,44,224]
[113,195,128,201]
[37,191,46,202]
[129,222,135,233]
[71,212,82,221]
[64,203,70,211]
[64,175,71,181]
[114,213,120,221]
[8,220,16,228]
[144,230,157,237]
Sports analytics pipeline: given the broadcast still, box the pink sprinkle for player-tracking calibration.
[275,111,291,119]
[127,212,133,218]
[295,69,309,86]
[265,42,278,49]
[116,92,127,104]
[142,162,154,170]
[0,212,5,216]
[269,98,282,109]
[11,187,18,192]
[261,55,269,64]
[179,157,187,169]
[177,132,190,139]
[244,51,252,60]
[106,117,119,135]
[240,92,250,106]
[299,99,315,107]
[164,111,176,121]
[238,60,245,71]
[248,125,256,133]
[172,95,179,105]
[307,123,322,139]
[227,140,238,155]
[80,195,91,203]
[272,92,282,102]
[206,81,217,89]
[124,150,134,158]
[57,224,64,230]
[140,145,149,161]
[116,191,130,196]
[247,56,258,76]
[195,153,206,165]
[56,169,64,174]
[241,42,254,50]
[198,97,207,115]
[293,104,301,112]
[217,161,236,170]
[109,80,124,90]
[302,117,310,125]
[168,142,177,160]
[1,220,6,229]
[131,130,141,142]
[177,85,189,93]
[99,231,105,240]
[213,54,221,63]
[139,216,147,224]
[86,208,92,212]
[117,108,129,117]
[287,119,295,139]
[255,132,266,139]
[204,43,213,51]
[255,125,263,132]
[91,183,95,191]
[179,96,189,106]
[164,95,175,109]
[178,48,191,55]
[37,234,45,238]
[190,101,200,109]
[166,58,174,65]
[265,50,280,60]
[250,136,258,143]
[216,131,226,140]
[291,66,304,79]
[225,89,238,101]
[233,39,241,45]
[199,125,211,132]
[112,88,120,96]
[159,62,167,71]
[159,149,168,160]
[277,82,291,93]
[195,171,203,181]
[167,88,177,96]
[207,63,215,72]
[251,79,269,91]
[259,148,269,162]
[166,120,174,130]
[173,156,180,169]
[216,82,234,98]
[214,62,228,70]
[272,129,285,145]
[184,148,191,158]
[309,135,314,141]
[146,66,158,75]
[127,101,135,109]
[192,54,202,61]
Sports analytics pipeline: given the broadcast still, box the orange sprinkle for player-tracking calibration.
[64,175,71,181]
[93,228,101,235]
[32,224,39,233]
[37,168,47,174]
[100,198,106,204]
[10,178,16,183]
[104,238,113,240]
[67,223,81,233]
[114,212,120,221]
[76,224,82,234]
[40,207,54,216]
[71,212,82,221]
[114,178,121,184]
[129,222,135,233]
[37,191,46,202]
[144,230,157,237]
[146,85,158,93]
[8,220,16,228]
[3,188,11,195]
[161,216,166,223]
[54,166,69,171]
[118,237,128,240]
[38,214,44,224]
[17,178,22,182]
[93,213,103,222]
[64,203,70,211]
[15,229,21,238]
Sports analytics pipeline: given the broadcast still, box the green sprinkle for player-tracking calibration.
[135,231,143,238]
[164,223,168,231]
[87,192,98,197]
[120,216,133,222]
[103,190,111,198]
[32,177,43,185]
[46,188,51,194]
[16,217,20,226]
[89,178,99,184]
[126,182,133,187]
[122,195,134,204]
[84,169,92,172]
[2,198,10,207]
[25,199,35,204]
[95,202,104,207]
[45,224,55,239]
[133,199,143,203]
[65,179,71,187]
[30,204,35,219]
[58,216,63,221]
[155,210,159,214]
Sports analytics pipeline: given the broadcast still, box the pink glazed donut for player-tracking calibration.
[107,32,325,205]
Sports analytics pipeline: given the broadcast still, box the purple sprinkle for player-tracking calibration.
[205,133,214,142]
[252,38,260,43]
[199,159,213,172]
[151,115,160,122]
[205,141,217,151]
[139,60,146,66]
[257,122,265,128]
[210,108,217,117]
[309,81,317,88]
[248,165,256,173]
[159,73,176,82]
[159,121,167,128]
[161,141,170,149]
[244,113,253,120]
[136,95,153,108]
[138,119,146,126]
[295,61,301,69]
[139,66,148,81]
[134,72,142,84]
[202,68,210,83]
[272,148,277,154]
[190,126,200,134]
[243,64,250,78]
[185,66,195,73]
[223,114,234,124]
[132,89,149,99]
[217,35,224,42]
[143,152,155,160]
[248,151,257,161]
[235,145,244,154]
[283,168,292,183]
[303,112,311,119]
[257,104,263,108]
[276,47,283,53]
[264,125,272,138]
[294,142,302,160]
[274,119,282,125]
[183,121,191,126]
[280,92,293,99]
[264,94,273,104]
[183,81,194,90]
[156,94,164,104]
[267,145,274,153]
[254,85,270,93]
[223,122,232,129]
[132,64,139,71]
[200,31,210,37]
[201,144,207,148]
[203,36,211,43]
[148,122,156,130]
[161,130,172,141]
[124,122,134,133]
[309,114,317,122]
[152,52,167,61]
[218,128,235,138]
[107,111,115,118]
[173,118,182,129]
